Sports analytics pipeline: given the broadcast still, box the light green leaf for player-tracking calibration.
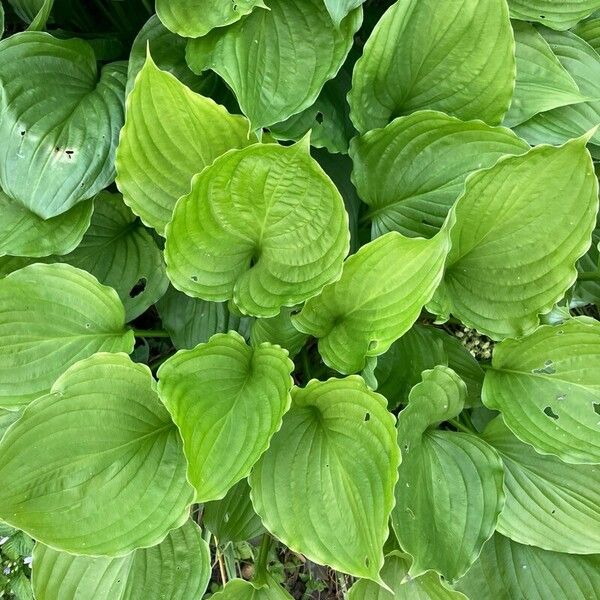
[348,0,515,133]
[0,32,126,218]
[126,15,216,97]
[293,231,449,374]
[0,263,134,408]
[116,55,255,235]
[430,137,598,340]
[55,192,168,321]
[211,576,293,600]
[375,325,483,409]
[574,17,600,52]
[203,478,265,545]
[482,416,600,554]
[27,0,52,31]
[156,286,252,350]
[508,0,600,30]
[482,318,600,464]
[324,0,365,27]
[186,0,362,130]
[504,22,586,127]
[31,520,210,600]
[165,141,349,318]
[574,228,600,306]
[348,551,467,600]
[157,0,266,38]
[0,190,92,258]
[513,29,600,155]
[350,111,529,239]
[0,353,193,555]
[454,534,600,600]
[250,377,400,582]
[392,367,504,582]
[250,308,308,358]
[157,331,293,502]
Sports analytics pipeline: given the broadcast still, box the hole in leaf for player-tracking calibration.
[20,130,25,136]
[540,14,545,18]
[191,275,198,282]
[315,111,324,124]
[364,412,370,422]
[129,277,147,298]
[65,149,74,159]
[532,360,555,375]
[543,406,559,420]
[593,403,600,416]
[364,557,370,568]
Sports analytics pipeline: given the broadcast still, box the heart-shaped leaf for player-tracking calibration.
[158,331,293,502]
[250,308,308,359]
[350,111,529,239]
[482,416,600,554]
[0,263,134,408]
[186,0,361,130]
[348,551,467,600]
[0,190,93,258]
[508,0,600,30]
[430,136,598,340]
[483,318,600,464]
[455,534,600,600]
[165,140,350,317]
[324,0,365,27]
[0,32,126,218]
[250,377,400,582]
[32,519,210,600]
[116,55,255,235]
[293,230,449,374]
[0,352,194,555]
[157,0,266,38]
[348,0,515,133]
[392,366,504,582]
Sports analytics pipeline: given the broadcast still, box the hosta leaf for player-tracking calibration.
[0,190,92,258]
[504,22,586,127]
[157,331,293,502]
[350,111,529,239]
[250,377,400,582]
[348,551,467,600]
[0,32,126,218]
[454,534,600,600]
[574,228,600,306]
[165,141,349,317]
[0,408,20,442]
[0,263,134,408]
[430,136,598,340]
[293,231,449,374]
[0,353,193,555]
[156,287,251,350]
[126,15,215,97]
[55,192,168,321]
[32,520,210,600]
[348,0,515,133]
[269,67,354,154]
[203,479,265,545]
[482,318,600,464]
[157,0,266,38]
[508,0,600,30]
[212,576,293,600]
[324,0,365,27]
[482,416,600,554]
[7,0,43,22]
[375,325,483,409]
[250,308,308,358]
[186,0,362,130]
[574,17,600,52]
[116,55,255,235]
[514,29,600,155]
[392,367,504,582]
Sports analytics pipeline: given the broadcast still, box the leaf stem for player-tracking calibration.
[253,533,272,586]
[448,418,473,434]
[578,271,600,281]
[132,329,171,338]
[215,537,228,586]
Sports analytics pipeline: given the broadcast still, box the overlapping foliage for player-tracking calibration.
[0,0,599,598]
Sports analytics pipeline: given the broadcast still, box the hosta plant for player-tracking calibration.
[0,1,600,599]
